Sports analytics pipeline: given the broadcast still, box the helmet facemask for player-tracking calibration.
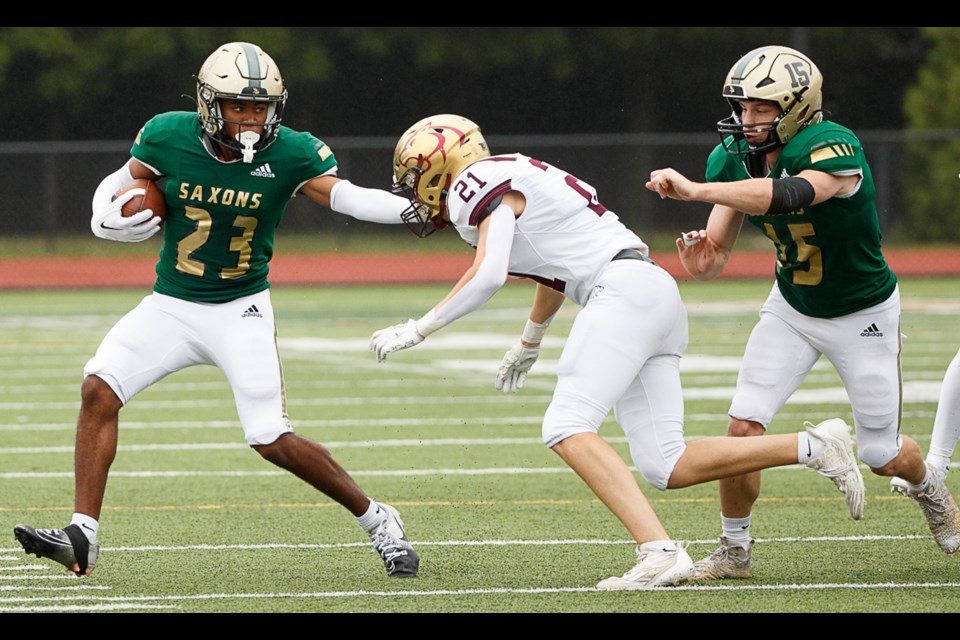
[392,168,451,238]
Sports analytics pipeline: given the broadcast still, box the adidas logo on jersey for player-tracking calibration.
[251,163,276,178]
[242,305,263,319]
[860,323,883,338]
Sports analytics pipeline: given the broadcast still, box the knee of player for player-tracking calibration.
[727,418,765,438]
[252,432,299,466]
[80,375,123,414]
[541,396,607,446]
[639,465,672,492]
[861,435,918,475]
[858,440,903,471]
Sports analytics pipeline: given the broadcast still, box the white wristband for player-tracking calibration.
[521,318,550,345]
[414,309,447,338]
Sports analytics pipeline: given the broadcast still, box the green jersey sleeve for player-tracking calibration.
[782,128,864,177]
[131,112,188,175]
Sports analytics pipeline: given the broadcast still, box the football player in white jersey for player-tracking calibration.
[369,114,869,590]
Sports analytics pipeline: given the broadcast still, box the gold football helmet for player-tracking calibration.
[717,45,823,155]
[196,42,287,161]
[392,114,490,237]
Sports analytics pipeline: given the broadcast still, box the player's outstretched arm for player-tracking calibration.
[371,201,519,362]
[650,168,860,217]
[649,168,772,214]
[301,175,407,224]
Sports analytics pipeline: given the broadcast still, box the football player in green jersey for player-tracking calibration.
[647,45,960,577]
[13,42,419,579]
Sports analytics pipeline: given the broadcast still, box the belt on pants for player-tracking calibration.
[611,248,657,267]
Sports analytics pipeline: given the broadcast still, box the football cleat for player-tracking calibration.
[692,537,752,580]
[906,468,960,554]
[370,503,419,578]
[804,419,866,520]
[890,476,910,497]
[13,523,98,576]
[596,541,694,590]
[891,458,950,497]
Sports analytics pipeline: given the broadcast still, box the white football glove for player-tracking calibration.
[370,319,425,363]
[91,189,162,243]
[495,341,540,394]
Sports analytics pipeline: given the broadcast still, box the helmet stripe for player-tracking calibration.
[238,42,263,88]
[730,46,771,84]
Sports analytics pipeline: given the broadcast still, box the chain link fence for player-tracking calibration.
[3,131,958,245]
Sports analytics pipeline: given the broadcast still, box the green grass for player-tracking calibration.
[1,278,959,612]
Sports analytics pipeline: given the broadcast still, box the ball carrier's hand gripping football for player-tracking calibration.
[90,164,165,243]
[91,188,161,243]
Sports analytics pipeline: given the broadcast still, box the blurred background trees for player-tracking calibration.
[1,27,957,242]
[0,27,925,137]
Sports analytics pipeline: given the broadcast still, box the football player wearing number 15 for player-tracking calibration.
[371,114,870,590]
[647,45,960,579]
[13,42,420,580]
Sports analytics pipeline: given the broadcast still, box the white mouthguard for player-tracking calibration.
[237,131,261,164]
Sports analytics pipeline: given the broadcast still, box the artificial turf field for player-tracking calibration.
[1,277,958,613]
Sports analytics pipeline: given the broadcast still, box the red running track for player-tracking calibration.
[1,249,958,290]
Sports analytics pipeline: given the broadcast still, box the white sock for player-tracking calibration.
[908,467,933,494]
[797,431,824,465]
[356,499,385,534]
[926,454,951,480]
[721,515,752,549]
[70,513,99,545]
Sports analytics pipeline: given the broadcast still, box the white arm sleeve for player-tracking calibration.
[91,160,136,221]
[431,204,516,328]
[329,180,409,224]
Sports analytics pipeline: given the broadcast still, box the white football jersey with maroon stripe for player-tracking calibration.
[446,154,647,306]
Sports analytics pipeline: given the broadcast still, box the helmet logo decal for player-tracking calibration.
[725,85,745,98]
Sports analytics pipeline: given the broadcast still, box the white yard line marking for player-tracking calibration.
[0,585,111,592]
[0,603,179,612]
[0,575,83,581]
[2,580,959,610]
[4,461,956,480]
[0,410,941,434]
[0,379,946,410]
[0,534,939,557]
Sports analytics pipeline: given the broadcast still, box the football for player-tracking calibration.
[115,179,168,224]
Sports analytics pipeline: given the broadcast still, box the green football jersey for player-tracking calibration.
[706,121,897,318]
[131,112,337,303]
